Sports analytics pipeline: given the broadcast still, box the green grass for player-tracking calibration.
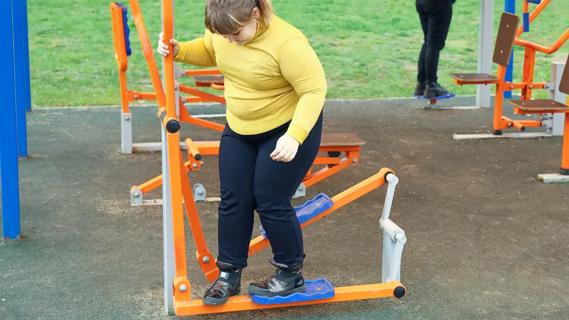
[28,0,568,106]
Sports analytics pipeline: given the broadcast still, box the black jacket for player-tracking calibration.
[416,0,455,13]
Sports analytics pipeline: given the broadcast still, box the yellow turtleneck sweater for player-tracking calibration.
[174,16,327,143]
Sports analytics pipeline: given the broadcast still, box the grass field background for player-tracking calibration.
[28,0,568,107]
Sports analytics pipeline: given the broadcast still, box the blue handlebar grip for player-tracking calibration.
[523,12,530,32]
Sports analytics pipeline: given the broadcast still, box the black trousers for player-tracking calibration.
[217,114,323,268]
[416,2,453,83]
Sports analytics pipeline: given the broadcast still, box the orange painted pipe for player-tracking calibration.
[302,159,350,188]
[515,29,569,54]
[249,168,393,256]
[162,0,192,303]
[515,0,550,38]
[493,66,508,133]
[175,281,404,316]
[129,0,167,107]
[511,120,526,131]
[514,0,568,55]
[184,138,202,160]
[179,157,219,282]
[506,82,546,90]
[179,85,226,104]
[110,4,130,113]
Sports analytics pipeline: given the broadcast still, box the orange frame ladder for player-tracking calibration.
[158,1,407,315]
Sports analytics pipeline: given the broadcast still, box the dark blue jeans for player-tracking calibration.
[217,113,323,268]
[416,1,453,83]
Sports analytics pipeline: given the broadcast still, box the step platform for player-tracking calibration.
[415,92,455,104]
[250,278,335,305]
[260,193,333,238]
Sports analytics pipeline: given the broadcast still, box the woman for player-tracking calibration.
[157,0,326,305]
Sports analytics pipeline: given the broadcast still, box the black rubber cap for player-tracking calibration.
[194,154,202,161]
[166,119,181,133]
[520,126,526,132]
[394,286,406,299]
[560,168,569,175]
[493,130,502,135]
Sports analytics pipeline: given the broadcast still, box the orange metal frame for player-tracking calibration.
[110,1,224,133]
[508,96,569,173]
[132,139,363,201]
[158,1,404,315]
[453,0,568,134]
[172,145,404,315]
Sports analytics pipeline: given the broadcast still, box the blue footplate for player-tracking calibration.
[250,278,335,305]
[415,92,455,100]
[260,193,333,238]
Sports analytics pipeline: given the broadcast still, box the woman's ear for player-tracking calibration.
[251,7,261,19]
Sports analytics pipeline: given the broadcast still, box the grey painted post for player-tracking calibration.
[476,0,494,108]
[161,123,175,315]
[551,61,567,136]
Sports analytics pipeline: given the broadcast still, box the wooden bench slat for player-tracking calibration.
[320,133,365,147]
[509,99,569,114]
[451,73,499,84]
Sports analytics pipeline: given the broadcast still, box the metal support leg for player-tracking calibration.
[379,174,407,283]
[550,61,567,136]
[0,0,22,239]
[121,112,133,154]
[476,0,494,108]
[161,124,175,315]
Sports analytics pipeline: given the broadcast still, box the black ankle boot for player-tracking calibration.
[247,259,305,297]
[424,81,449,98]
[203,261,242,306]
[414,82,426,96]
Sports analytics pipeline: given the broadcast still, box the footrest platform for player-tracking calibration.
[415,93,455,101]
[250,278,335,305]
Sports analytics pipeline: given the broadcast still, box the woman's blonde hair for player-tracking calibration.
[205,0,273,34]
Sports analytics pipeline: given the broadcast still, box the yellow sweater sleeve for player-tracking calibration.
[278,38,327,144]
[174,30,216,66]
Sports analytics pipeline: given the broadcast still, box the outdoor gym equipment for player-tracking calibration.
[156,1,407,315]
[110,1,225,155]
[111,1,368,203]
[452,1,568,138]
[130,133,365,205]
[451,1,569,182]
[509,54,569,183]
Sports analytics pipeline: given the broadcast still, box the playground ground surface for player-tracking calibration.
[1,96,568,319]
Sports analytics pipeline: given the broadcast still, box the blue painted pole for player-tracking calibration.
[13,0,30,157]
[1,0,22,240]
[504,0,515,99]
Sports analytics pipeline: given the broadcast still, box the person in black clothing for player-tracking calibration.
[414,0,455,98]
